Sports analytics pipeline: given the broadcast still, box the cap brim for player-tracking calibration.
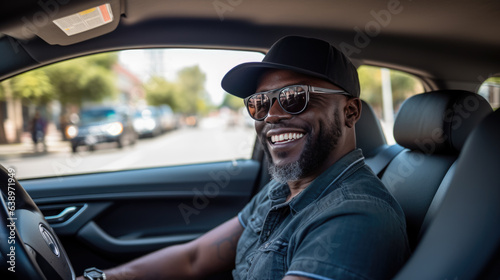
[221,62,334,98]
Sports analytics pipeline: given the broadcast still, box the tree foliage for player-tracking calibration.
[358,66,423,111]
[220,93,244,110]
[42,53,118,106]
[486,76,500,83]
[10,69,55,104]
[1,69,54,105]
[0,53,118,107]
[145,76,182,110]
[177,65,207,115]
[86,52,119,69]
[145,65,209,115]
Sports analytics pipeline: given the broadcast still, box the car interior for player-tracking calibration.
[0,0,499,279]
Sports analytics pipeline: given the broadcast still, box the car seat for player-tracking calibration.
[380,90,492,250]
[393,108,500,279]
[356,100,388,158]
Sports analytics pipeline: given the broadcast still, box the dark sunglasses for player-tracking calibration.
[244,85,350,121]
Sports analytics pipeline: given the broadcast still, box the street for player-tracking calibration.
[2,118,256,180]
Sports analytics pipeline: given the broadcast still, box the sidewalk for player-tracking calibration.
[0,125,71,159]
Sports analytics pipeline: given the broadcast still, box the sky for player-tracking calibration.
[119,48,264,105]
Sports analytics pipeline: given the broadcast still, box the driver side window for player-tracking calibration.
[0,49,264,179]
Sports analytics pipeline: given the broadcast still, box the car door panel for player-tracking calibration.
[20,159,261,274]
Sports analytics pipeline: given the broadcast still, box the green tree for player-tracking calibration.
[177,65,207,115]
[87,52,118,69]
[145,65,209,115]
[220,93,244,110]
[196,95,214,116]
[43,53,117,106]
[10,69,55,105]
[358,65,423,112]
[145,76,182,110]
[358,66,382,109]
[390,70,423,109]
[487,76,500,84]
[0,52,118,144]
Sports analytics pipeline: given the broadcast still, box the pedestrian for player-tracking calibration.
[31,110,47,152]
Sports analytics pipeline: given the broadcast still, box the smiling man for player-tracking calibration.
[88,36,409,280]
[221,36,410,280]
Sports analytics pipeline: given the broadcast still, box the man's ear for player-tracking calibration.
[345,97,361,128]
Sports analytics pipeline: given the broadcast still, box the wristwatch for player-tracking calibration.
[83,267,106,280]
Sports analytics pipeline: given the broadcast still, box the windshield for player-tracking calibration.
[80,109,118,123]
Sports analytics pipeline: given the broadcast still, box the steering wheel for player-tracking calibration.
[0,164,75,280]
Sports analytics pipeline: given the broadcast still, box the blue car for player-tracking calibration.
[67,107,137,153]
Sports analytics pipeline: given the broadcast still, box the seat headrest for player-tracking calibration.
[394,90,492,154]
[356,100,387,157]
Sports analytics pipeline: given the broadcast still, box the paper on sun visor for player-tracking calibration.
[53,4,113,36]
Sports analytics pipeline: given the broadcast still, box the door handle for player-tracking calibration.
[45,206,78,223]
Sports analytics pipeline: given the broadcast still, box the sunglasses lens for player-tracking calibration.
[247,93,270,120]
[246,86,308,120]
[279,86,307,113]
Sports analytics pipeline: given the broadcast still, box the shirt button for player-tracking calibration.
[266,231,271,237]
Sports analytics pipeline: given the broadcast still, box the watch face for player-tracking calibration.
[84,267,104,280]
[88,271,101,277]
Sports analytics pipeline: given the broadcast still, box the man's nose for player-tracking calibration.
[264,98,292,123]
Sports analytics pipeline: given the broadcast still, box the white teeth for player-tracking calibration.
[270,132,304,143]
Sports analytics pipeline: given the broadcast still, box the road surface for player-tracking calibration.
[3,118,256,180]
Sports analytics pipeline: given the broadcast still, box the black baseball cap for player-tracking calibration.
[221,35,360,98]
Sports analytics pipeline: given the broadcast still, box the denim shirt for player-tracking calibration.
[233,149,410,280]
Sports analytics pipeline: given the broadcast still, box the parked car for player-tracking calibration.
[0,1,499,280]
[133,106,163,137]
[158,105,177,132]
[67,107,137,152]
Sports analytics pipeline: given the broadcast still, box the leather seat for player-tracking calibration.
[380,90,492,249]
[394,108,500,279]
[356,100,387,158]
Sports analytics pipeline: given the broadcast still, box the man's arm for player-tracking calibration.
[79,216,243,280]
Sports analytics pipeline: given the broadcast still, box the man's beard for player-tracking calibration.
[262,109,342,184]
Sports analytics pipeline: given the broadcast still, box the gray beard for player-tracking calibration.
[262,108,342,185]
[268,161,302,184]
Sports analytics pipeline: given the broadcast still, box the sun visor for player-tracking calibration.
[1,0,121,46]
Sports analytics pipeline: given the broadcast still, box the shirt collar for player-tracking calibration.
[285,149,365,215]
[268,180,290,204]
